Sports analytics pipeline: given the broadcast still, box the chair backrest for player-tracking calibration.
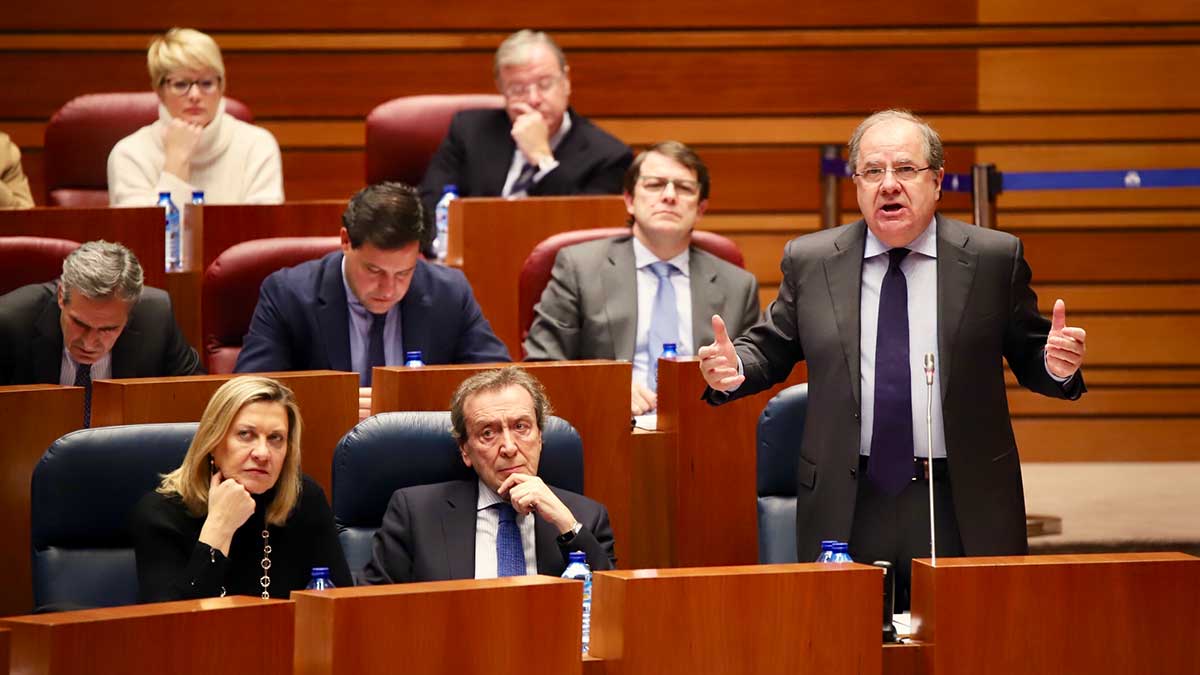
[30,422,198,612]
[517,227,747,353]
[201,236,341,373]
[364,94,505,186]
[43,92,253,207]
[331,411,583,575]
[0,236,81,294]
[756,384,808,564]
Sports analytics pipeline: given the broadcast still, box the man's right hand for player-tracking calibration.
[697,314,745,392]
[358,386,373,421]
[508,102,553,167]
[161,117,205,182]
[631,380,657,416]
[198,470,256,556]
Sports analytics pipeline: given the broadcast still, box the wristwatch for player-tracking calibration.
[556,521,583,546]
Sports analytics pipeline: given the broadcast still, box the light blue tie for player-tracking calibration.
[496,503,526,577]
[646,261,679,391]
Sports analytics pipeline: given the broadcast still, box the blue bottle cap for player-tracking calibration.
[311,566,329,575]
[568,551,587,563]
[404,351,423,360]
[442,184,457,194]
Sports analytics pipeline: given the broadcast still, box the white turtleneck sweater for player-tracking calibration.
[107,98,284,207]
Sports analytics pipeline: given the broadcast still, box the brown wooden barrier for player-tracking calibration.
[370,361,640,563]
[185,201,345,271]
[0,597,293,675]
[911,552,1200,675]
[448,196,628,357]
[294,577,582,675]
[0,385,84,617]
[590,563,882,675]
[90,370,359,494]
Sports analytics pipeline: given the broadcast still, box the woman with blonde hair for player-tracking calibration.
[108,27,283,206]
[131,376,349,600]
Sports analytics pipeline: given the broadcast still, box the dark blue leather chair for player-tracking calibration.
[756,384,807,564]
[30,423,198,612]
[332,412,584,579]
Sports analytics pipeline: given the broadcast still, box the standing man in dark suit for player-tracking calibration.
[362,366,616,584]
[0,240,201,423]
[418,29,632,218]
[525,141,760,415]
[235,182,510,418]
[698,110,1088,609]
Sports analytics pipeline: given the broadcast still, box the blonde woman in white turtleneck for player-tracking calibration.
[107,27,283,207]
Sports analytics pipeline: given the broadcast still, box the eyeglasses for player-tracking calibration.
[161,77,221,97]
[854,166,933,184]
[501,74,563,99]
[638,175,701,198]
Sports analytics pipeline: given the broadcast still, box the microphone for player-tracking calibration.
[924,352,937,565]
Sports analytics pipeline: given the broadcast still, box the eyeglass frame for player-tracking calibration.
[636,175,702,198]
[160,76,223,97]
[852,165,935,184]
[499,73,566,100]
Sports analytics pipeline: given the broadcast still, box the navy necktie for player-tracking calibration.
[646,261,679,391]
[495,503,526,577]
[509,163,538,196]
[74,363,93,427]
[868,248,914,496]
[364,312,387,387]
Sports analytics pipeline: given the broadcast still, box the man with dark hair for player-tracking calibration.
[524,140,760,415]
[236,182,510,416]
[418,29,632,217]
[0,240,201,423]
[363,366,615,584]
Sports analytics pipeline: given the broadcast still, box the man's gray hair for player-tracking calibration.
[847,109,945,175]
[493,30,567,81]
[60,240,144,305]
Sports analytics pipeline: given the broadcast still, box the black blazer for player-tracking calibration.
[361,479,616,585]
[708,215,1085,560]
[418,107,632,217]
[0,281,201,385]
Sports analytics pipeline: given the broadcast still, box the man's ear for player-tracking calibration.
[458,444,473,468]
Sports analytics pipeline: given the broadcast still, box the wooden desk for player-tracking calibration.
[652,357,806,567]
[371,361,636,563]
[591,563,882,675]
[90,370,358,494]
[911,552,1200,675]
[1,597,293,675]
[0,385,85,617]
[184,201,345,271]
[294,576,582,675]
[448,196,627,357]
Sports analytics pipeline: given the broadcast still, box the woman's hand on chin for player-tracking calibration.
[198,470,256,556]
[161,117,204,182]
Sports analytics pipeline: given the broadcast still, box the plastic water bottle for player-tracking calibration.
[831,542,854,563]
[660,342,678,359]
[816,539,836,563]
[561,551,592,654]
[190,190,205,205]
[158,192,182,272]
[304,567,336,590]
[403,350,425,367]
[434,184,458,262]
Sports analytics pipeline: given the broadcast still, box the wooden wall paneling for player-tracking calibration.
[1031,283,1200,312]
[1015,230,1200,283]
[977,0,1200,24]
[1013,418,1200,461]
[1008,386,1200,416]
[280,150,366,201]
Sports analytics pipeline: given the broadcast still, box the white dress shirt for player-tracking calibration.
[60,350,111,384]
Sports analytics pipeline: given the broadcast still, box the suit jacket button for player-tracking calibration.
[850,467,857,477]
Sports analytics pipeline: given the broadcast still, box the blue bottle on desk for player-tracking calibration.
[191,190,205,205]
[660,342,678,359]
[157,191,182,272]
[404,350,425,367]
[561,551,592,654]
[816,540,836,562]
[305,567,335,590]
[831,542,854,563]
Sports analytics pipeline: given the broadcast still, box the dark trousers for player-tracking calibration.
[848,456,964,613]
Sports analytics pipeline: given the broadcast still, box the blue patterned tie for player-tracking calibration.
[868,248,914,496]
[496,503,526,577]
[646,261,679,391]
[364,312,387,386]
[74,363,92,428]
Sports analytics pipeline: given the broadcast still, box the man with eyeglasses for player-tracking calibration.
[698,109,1088,610]
[525,141,759,416]
[418,30,632,219]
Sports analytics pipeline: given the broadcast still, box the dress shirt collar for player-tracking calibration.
[632,236,691,278]
[863,216,938,260]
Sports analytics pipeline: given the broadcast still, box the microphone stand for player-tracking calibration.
[924,353,937,565]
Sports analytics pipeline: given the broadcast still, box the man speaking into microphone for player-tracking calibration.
[698,110,1088,610]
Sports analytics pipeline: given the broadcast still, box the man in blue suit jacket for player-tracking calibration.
[236,182,510,415]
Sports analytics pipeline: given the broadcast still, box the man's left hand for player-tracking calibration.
[509,103,553,166]
[498,473,576,534]
[1046,298,1087,379]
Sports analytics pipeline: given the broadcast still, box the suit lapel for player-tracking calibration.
[824,223,867,407]
[399,261,433,359]
[935,215,977,400]
[603,239,639,361]
[480,112,518,196]
[32,288,65,384]
[688,248,726,348]
[316,253,353,372]
[441,481,478,581]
